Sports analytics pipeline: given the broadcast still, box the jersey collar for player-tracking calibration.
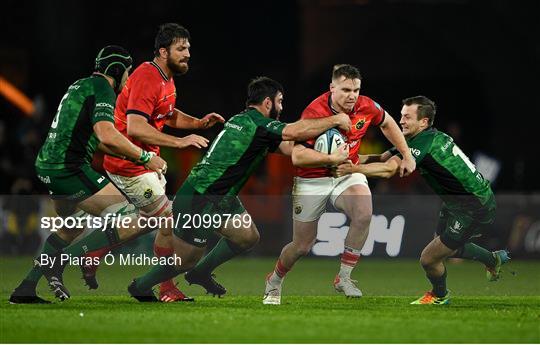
[149,61,169,81]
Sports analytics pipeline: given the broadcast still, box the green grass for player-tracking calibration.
[1,257,539,343]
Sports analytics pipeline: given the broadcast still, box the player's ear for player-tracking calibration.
[263,97,272,111]
[329,82,334,92]
[159,47,168,59]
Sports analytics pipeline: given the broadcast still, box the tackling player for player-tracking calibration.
[9,45,166,303]
[81,23,224,302]
[263,64,416,304]
[335,95,510,304]
[127,76,352,301]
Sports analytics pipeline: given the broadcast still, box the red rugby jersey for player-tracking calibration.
[295,91,385,178]
[103,62,176,177]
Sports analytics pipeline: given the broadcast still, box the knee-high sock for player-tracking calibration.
[20,234,69,290]
[62,226,120,257]
[453,243,496,267]
[190,238,244,276]
[427,268,448,298]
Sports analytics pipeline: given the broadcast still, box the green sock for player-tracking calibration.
[135,260,182,291]
[63,225,120,257]
[454,243,496,267]
[427,268,448,298]
[191,238,244,276]
[21,234,70,289]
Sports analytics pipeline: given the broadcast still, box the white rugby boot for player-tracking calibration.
[334,275,362,298]
[263,273,282,305]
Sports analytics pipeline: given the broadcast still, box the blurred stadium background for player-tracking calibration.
[1,0,539,260]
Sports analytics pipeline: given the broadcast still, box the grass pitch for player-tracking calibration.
[1,257,539,343]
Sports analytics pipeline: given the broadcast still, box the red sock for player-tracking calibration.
[341,251,360,267]
[274,259,291,278]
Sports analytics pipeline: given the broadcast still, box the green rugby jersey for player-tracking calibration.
[187,108,286,195]
[393,128,493,211]
[36,75,116,170]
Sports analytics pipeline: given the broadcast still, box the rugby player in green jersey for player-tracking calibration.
[335,95,510,305]
[9,46,167,303]
[128,77,353,301]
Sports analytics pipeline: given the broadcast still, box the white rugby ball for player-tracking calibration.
[314,128,346,154]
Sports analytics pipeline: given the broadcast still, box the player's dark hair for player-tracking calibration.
[332,64,362,81]
[246,77,284,106]
[154,23,191,57]
[402,95,436,127]
[95,45,132,92]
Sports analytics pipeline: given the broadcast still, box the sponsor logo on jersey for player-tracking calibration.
[97,176,105,184]
[294,204,303,215]
[194,238,207,244]
[266,120,283,131]
[144,188,153,199]
[441,139,453,152]
[96,102,114,110]
[225,122,243,131]
[355,119,366,130]
[348,140,359,149]
[410,148,421,156]
[156,111,174,120]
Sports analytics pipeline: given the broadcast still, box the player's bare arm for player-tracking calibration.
[127,113,209,149]
[281,112,351,141]
[378,112,416,177]
[94,121,167,176]
[358,150,393,164]
[292,143,349,168]
[165,109,225,129]
[336,155,400,178]
[274,141,294,156]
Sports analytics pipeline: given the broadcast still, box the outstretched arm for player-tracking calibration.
[379,113,415,176]
[165,109,225,129]
[336,156,401,179]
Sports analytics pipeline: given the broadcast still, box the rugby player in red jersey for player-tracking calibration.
[83,23,224,302]
[263,64,416,304]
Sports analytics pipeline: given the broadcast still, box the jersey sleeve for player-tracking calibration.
[252,116,287,150]
[367,98,386,127]
[92,80,116,125]
[298,105,327,148]
[125,74,159,121]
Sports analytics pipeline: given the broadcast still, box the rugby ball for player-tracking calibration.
[314,128,346,154]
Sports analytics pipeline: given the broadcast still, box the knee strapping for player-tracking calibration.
[140,196,172,218]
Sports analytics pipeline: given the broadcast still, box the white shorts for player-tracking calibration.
[106,171,167,209]
[292,173,369,222]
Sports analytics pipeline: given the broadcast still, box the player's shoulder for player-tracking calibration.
[130,62,162,81]
[356,95,383,113]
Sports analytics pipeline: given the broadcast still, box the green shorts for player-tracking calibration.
[436,197,496,249]
[36,165,110,202]
[172,182,245,247]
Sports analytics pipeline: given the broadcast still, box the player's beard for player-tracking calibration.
[167,56,189,75]
[269,102,281,120]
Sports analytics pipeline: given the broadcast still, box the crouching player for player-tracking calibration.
[335,95,510,305]
[127,76,352,301]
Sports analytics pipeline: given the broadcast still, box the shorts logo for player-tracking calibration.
[355,119,366,130]
[144,188,153,199]
[294,204,303,215]
[450,220,463,233]
[97,176,105,183]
